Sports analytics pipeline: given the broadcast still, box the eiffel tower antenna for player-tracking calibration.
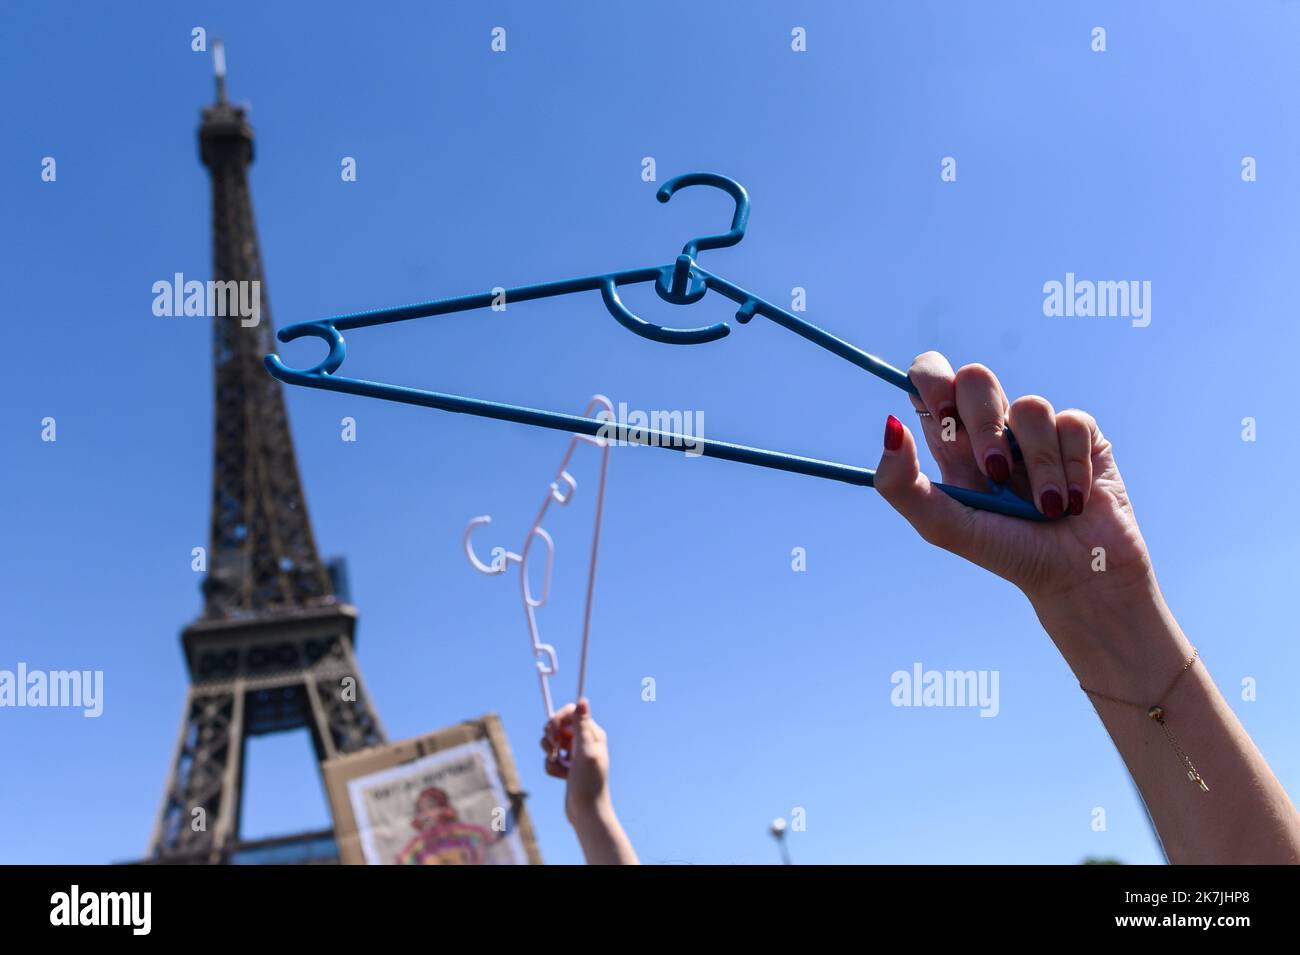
[213,38,228,104]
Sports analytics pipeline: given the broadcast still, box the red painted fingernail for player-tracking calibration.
[1068,487,1084,515]
[1041,488,1064,519]
[884,415,904,451]
[984,452,1010,484]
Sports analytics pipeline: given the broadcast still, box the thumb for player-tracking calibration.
[572,698,591,753]
[874,415,973,554]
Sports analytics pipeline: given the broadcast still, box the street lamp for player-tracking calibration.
[770,817,792,865]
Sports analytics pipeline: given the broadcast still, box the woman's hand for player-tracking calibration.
[874,351,1156,640]
[541,699,638,864]
[542,699,610,823]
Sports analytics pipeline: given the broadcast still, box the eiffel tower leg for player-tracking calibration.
[148,686,246,863]
[307,636,386,756]
[150,611,385,863]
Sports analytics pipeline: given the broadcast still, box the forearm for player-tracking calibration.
[1035,576,1300,864]
[569,797,639,865]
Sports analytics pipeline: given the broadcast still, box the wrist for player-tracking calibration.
[1030,570,1193,705]
[568,794,637,865]
[566,791,615,828]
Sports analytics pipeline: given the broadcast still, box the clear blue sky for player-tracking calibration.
[3,0,1299,864]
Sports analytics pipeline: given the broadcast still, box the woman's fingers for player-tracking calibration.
[906,352,986,489]
[875,415,975,556]
[1007,396,1068,518]
[954,364,1013,484]
[543,703,578,777]
[545,704,576,742]
[1056,409,1096,515]
[548,702,577,728]
[908,351,959,426]
[542,719,569,778]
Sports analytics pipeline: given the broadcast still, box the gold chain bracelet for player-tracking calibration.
[1080,647,1209,793]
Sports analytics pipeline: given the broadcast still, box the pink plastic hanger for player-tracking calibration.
[463,396,613,721]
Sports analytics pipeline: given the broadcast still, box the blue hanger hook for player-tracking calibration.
[602,173,753,345]
[658,172,751,258]
[652,173,751,307]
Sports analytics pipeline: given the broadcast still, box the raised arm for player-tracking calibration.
[542,699,639,865]
[873,351,1300,864]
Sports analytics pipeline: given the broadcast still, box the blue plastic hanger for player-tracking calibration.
[265,172,1047,522]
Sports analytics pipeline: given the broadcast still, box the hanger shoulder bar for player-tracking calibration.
[327,268,665,332]
[696,267,919,397]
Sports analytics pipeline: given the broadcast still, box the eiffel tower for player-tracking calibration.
[147,42,386,864]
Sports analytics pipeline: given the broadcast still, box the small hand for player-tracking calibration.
[541,698,611,824]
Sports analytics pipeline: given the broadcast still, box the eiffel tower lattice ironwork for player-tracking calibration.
[148,42,386,864]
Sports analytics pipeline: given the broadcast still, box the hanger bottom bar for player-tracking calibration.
[267,365,1048,521]
[278,368,878,487]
